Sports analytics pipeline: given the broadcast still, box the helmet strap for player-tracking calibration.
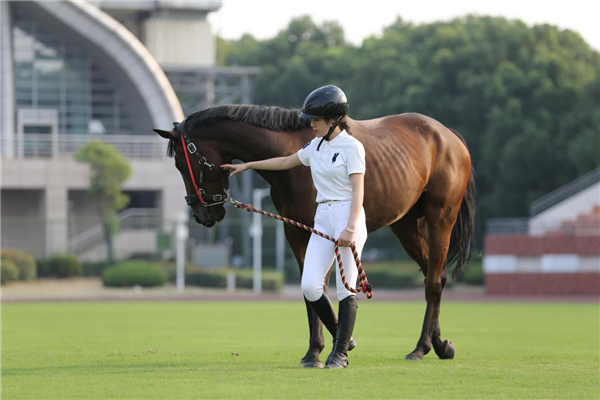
[317,117,341,151]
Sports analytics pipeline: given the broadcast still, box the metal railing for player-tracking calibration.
[486,218,530,235]
[487,216,599,237]
[530,167,600,216]
[1,134,167,160]
[68,208,161,254]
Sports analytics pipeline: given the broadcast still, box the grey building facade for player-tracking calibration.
[0,0,258,260]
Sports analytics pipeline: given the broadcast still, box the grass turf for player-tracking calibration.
[2,301,598,399]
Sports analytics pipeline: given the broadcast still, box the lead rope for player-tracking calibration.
[229,199,373,299]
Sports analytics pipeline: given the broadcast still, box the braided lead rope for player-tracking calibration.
[230,199,373,299]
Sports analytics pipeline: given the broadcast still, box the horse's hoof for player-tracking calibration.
[324,361,347,369]
[302,361,324,369]
[435,340,455,360]
[300,348,323,366]
[404,351,424,361]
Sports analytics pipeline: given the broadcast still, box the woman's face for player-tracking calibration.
[310,117,333,137]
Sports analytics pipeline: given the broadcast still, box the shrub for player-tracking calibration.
[288,259,425,289]
[186,266,228,288]
[39,254,82,278]
[36,259,50,277]
[287,258,481,290]
[1,249,36,280]
[160,262,178,283]
[235,270,284,292]
[103,261,167,287]
[331,261,422,290]
[362,267,422,289]
[185,267,283,292]
[1,260,20,285]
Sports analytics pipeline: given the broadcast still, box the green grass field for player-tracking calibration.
[2,301,599,399]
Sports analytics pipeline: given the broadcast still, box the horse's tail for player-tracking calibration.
[447,129,477,278]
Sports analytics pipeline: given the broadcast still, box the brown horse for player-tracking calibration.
[154,104,476,364]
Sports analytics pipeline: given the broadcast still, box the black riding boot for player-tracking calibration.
[325,295,358,369]
[307,294,356,352]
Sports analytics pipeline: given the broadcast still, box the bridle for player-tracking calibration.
[174,120,231,208]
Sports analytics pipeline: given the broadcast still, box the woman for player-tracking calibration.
[221,85,367,369]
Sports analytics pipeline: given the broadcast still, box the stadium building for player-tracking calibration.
[0,0,260,260]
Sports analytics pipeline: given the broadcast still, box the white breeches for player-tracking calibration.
[301,201,368,302]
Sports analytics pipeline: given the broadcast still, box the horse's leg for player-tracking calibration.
[405,198,460,361]
[429,267,455,359]
[283,224,327,368]
[391,210,454,359]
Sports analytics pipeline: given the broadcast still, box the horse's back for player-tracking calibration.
[348,113,471,229]
[385,113,472,201]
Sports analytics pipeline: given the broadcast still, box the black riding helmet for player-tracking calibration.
[299,85,349,150]
[299,85,349,119]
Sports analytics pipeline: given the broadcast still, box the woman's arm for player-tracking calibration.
[337,173,365,247]
[221,154,303,177]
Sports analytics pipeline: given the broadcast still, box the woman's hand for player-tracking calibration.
[337,229,355,247]
[220,163,250,177]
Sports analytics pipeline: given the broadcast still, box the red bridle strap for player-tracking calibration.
[180,135,205,205]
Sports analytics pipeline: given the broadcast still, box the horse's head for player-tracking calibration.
[154,124,230,228]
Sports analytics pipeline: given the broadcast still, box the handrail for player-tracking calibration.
[530,167,600,216]
[487,216,599,237]
[68,208,160,254]
[1,133,167,160]
[486,218,529,235]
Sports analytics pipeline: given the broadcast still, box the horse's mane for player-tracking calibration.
[188,104,311,132]
[167,104,310,157]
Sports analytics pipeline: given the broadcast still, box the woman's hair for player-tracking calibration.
[325,115,352,135]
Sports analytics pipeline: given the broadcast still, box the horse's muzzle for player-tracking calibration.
[192,205,225,228]
[196,215,216,228]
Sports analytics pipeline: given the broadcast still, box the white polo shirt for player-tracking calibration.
[297,130,366,203]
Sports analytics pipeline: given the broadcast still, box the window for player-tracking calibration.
[12,4,134,135]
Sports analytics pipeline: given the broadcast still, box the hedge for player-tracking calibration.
[1,260,20,285]
[286,259,488,289]
[103,261,167,287]
[1,249,36,280]
[285,259,425,289]
[360,265,423,289]
[184,266,283,292]
[234,269,284,292]
[37,254,82,278]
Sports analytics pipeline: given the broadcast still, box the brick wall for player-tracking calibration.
[485,235,600,256]
[484,235,599,296]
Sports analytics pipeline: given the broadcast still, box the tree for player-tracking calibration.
[75,142,132,264]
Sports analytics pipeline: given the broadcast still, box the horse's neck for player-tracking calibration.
[217,123,306,201]
[211,122,290,160]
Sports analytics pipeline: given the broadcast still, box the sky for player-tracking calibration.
[208,0,600,51]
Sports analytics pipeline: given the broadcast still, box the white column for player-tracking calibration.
[161,169,188,232]
[1,1,15,158]
[45,186,68,256]
[176,212,188,293]
[250,188,271,294]
[276,221,285,273]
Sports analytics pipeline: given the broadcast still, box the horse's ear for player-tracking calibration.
[153,129,179,140]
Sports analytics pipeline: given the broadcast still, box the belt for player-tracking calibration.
[318,199,343,204]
